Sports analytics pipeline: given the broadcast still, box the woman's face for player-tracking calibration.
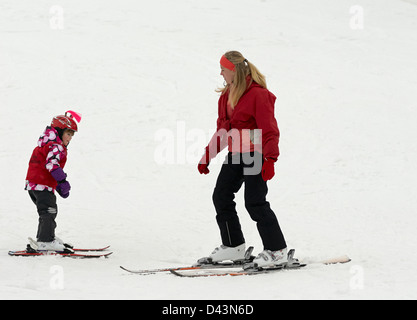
[220,66,235,85]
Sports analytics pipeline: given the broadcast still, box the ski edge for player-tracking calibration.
[169,264,308,278]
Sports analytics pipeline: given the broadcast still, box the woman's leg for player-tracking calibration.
[212,153,245,247]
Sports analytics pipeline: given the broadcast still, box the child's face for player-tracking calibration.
[62,129,75,146]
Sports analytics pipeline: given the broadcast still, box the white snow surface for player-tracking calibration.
[1,0,417,300]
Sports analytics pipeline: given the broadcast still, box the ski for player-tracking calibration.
[9,241,112,258]
[320,255,351,265]
[9,245,111,254]
[120,248,351,276]
[71,245,111,252]
[120,265,201,274]
[170,264,307,277]
[120,246,256,275]
[120,262,251,274]
[8,250,112,258]
[170,249,304,277]
[170,250,351,277]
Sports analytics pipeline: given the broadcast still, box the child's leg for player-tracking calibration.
[28,190,58,242]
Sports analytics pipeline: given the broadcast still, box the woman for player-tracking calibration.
[198,51,287,268]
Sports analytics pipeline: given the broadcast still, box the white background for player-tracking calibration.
[1,0,417,299]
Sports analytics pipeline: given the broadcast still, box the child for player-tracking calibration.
[25,110,81,252]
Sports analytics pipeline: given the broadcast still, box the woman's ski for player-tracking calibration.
[120,246,255,275]
[120,248,351,277]
[170,263,307,277]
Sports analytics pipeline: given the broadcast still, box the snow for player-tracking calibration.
[1,0,417,300]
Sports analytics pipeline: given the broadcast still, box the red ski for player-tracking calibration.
[8,250,112,258]
[9,241,112,258]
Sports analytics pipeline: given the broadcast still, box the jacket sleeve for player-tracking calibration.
[254,90,280,161]
[205,127,229,160]
[204,95,230,160]
[45,143,66,172]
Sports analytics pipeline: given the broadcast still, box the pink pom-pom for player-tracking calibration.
[66,110,82,123]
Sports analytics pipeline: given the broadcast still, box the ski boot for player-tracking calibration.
[195,244,254,266]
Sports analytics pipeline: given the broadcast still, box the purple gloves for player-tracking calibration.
[51,168,71,198]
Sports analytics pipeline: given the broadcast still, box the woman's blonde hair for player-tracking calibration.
[216,51,267,108]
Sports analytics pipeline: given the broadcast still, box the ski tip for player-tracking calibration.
[98,245,111,251]
[120,266,130,272]
[169,269,185,277]
[72,251,113,258]
[322,255,351,265]
[66,245,111,252]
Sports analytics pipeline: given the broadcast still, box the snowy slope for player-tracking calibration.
[1,0,417,299]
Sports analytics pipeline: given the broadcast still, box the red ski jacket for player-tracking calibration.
[26,127,67,190]
[207,80,280,161]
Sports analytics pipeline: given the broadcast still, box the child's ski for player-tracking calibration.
[10,245,111,254]
[8,250,112,258]
[9,240,112,258]
[27,237,110,252]
[71,245,111,252]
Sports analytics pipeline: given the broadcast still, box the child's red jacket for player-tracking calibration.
[26,127,67,190]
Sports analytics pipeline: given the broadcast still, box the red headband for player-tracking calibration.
[220,55,235,71]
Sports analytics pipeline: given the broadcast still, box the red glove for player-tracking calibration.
[198,162,210,175]
[198,130,227,175]
[261,158,275,181]
[198,147,211,175]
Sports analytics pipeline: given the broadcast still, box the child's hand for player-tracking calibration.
[51,168,71,198]
[56,181,71,198]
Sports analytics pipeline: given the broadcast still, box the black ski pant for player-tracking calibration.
[28,190,58,242]
[212,152,287,251]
